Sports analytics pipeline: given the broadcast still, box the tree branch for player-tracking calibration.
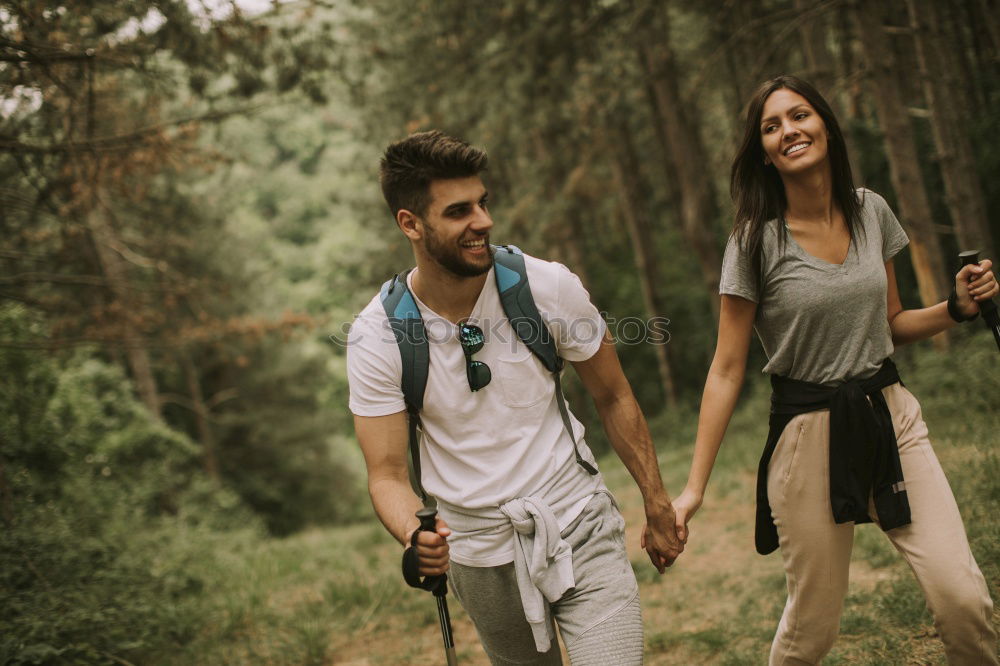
[0,36,140,67]
[687,0,845,96]
[0,336,168,350]
[0,272,108,287]
[0,105,267,155]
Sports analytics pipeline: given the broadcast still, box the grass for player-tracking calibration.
[148,333,998,664]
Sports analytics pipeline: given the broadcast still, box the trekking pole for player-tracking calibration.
[959,250,1000,352]
[416,507,458,665]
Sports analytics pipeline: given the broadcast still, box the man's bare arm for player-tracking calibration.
[572,333,683,572]
[354,411,450,575]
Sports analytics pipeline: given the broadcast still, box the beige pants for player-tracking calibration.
[767,383,997,665]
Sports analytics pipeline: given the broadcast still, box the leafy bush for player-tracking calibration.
[0,304,262,663]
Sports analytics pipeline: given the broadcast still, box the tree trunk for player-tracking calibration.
[835,3,864,122]
[853,2,950,349]
[525,126,595,290]
[86,206,163,416]
[976,0,1000,59]
[607,121,678,409]
[796,0,836,88]
[554,208,594,292]
[951,0,990,110]
[906,0,997,261]
[795,0,859,161]
[715,0,755,133]
[182,353,218,480]
[635,5,722,321]
[642,79,683,213]
[0,455,14,527]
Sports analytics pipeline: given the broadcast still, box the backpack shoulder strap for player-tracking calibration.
[379,270,430,501]
[492,245,562,372]
[380,269,428,411]
[492,245,597,476]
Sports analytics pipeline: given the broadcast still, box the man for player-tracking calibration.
[347,130,683,665]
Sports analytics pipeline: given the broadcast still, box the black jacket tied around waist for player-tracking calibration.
[755,359,912,555]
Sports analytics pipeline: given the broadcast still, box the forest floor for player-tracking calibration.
[167,346,999,665]
[322,452,978,665]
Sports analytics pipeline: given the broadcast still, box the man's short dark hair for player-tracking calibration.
[379,130,488,218]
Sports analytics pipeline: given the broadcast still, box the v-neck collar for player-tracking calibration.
[407,266,496,325]
[782,222,855,273]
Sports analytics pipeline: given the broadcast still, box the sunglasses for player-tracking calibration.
[458,322,491,392]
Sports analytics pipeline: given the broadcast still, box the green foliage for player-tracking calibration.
[875,577,933,629]
[210,336,366,535]
[851,524,899,569]
[0,304,262,663]
[2,1,1000,662]
[1,0,366,536]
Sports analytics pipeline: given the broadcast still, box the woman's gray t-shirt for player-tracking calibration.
[719,189,909,385]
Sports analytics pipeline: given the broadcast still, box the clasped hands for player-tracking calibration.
[640,493,693,574]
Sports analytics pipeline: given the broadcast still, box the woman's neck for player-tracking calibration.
[782,164,837,226]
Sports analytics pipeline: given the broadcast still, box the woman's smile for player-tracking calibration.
[760,88,829,174]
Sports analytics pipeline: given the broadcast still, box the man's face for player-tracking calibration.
[418,176,494,278]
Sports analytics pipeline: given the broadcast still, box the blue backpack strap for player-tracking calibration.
[493,245,598,476]
[380,269,430,501]
[493,245,561,372]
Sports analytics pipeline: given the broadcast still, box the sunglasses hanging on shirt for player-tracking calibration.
[458,322,491,392]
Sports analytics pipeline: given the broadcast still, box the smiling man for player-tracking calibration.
[346,131,683,665]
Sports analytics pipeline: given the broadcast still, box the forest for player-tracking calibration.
[1,0,998,663]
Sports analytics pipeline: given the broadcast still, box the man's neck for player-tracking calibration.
[410,258,490,324]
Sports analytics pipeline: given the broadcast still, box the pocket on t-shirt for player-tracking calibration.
[496,351,550,408]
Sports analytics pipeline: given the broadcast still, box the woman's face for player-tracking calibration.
[759,88,829,176]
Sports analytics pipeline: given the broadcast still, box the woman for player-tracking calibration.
[671,75,999,664]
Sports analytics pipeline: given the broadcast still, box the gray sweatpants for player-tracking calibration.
[449,492,644,665]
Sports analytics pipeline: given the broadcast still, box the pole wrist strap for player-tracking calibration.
[947,287,979,323]
[402,529,446,592]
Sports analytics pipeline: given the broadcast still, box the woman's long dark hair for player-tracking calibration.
[730,76,863,280]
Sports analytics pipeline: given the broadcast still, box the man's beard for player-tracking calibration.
[424,227,493,278]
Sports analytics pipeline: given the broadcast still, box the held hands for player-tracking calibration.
[406,518,451,576]
[640,498,685,574]
[955,259,998,316]
[671,486,704,544]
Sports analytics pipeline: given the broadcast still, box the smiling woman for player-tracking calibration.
[759,89,829,172]
[670,75,1000,665]
[728,76,864,276]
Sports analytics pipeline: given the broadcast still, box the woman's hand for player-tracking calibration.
[671,486,704,544]
[640,498,685,573]
[955,259,998,317]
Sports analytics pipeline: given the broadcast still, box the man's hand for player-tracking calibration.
[639,500,685,574]
[671,486,703,543]
[406,518,452,576]
[572,338,686,573]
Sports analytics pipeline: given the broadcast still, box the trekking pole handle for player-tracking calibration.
[959,250,980,267]
[959,249,999,318]
[415,507,449,598]
[416,507,438,533]
[960,250,997,305]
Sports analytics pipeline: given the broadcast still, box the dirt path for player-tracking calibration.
[331,465,918,664]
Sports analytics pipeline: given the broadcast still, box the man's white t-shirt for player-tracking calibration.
[347,253,609,566]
